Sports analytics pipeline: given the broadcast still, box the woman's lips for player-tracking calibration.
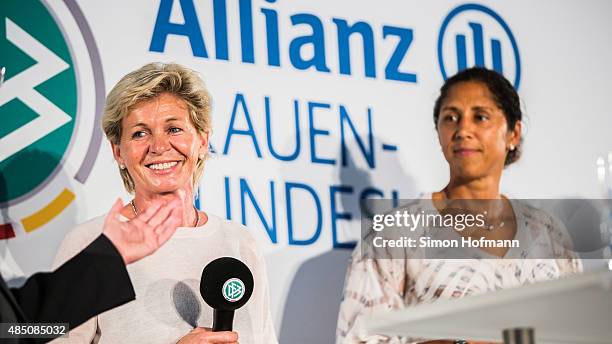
[453,148,480,156]
[145,160,181,175]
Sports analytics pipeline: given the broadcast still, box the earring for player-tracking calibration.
[199,153,205,160]
[509,144,515,151]
[120,164,126,169]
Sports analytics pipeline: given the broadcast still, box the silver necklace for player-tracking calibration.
[130,199,199,227]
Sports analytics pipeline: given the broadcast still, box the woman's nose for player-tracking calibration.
[453,118,475,140]
[150,133,171,153]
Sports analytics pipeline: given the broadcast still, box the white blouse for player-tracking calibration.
[336,197,582,344]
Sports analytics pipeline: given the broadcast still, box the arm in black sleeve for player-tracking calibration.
[10,234,135,330]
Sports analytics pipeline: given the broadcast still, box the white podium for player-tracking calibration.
[362,270,612,343]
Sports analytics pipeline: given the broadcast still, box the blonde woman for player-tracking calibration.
[53,63,277,344]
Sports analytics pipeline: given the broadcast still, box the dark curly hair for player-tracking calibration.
[433,67,522,166]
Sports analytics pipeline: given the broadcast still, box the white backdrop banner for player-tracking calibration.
[1,1,611,343]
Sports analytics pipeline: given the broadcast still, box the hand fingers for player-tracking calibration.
[147,198,180,228]
[155,206,182,246]
[136,199,164,223]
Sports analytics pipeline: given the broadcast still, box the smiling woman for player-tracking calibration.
[112,93,206,204]
[52,63,278,344]
[102,63,211,197]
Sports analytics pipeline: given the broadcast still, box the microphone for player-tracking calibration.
[199,257,254,331]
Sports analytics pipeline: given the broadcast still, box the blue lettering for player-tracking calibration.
[308,102,335,165]
[289,14,330,72]
[491,39,503,73]
[265,97,300,161]
[456,33,467,71]
[330,185,356,249]
[240,178,277,243]
[239,0,255,63]
[149,0,207,57]
[261,1,280,66]
[213,0,229,60]
[224,176,232,219]
[382,26,416,83]
[339,105,375,168]
[223,93,263,158]
[333,18,376,78]
[286,182,322,245]
[469,22,485,67]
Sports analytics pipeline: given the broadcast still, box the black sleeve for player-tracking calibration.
[10,234,136,330]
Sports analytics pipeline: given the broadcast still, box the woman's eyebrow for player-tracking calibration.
[131,122,149,129]
[441,105,461,113]
[472,105,495,112]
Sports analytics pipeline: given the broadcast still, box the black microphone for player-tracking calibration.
[199,257,254,331]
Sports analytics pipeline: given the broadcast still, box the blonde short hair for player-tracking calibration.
[102,62,212,193]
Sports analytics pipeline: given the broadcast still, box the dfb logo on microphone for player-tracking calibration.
[222,278,245,302]
[437,3,521,89]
